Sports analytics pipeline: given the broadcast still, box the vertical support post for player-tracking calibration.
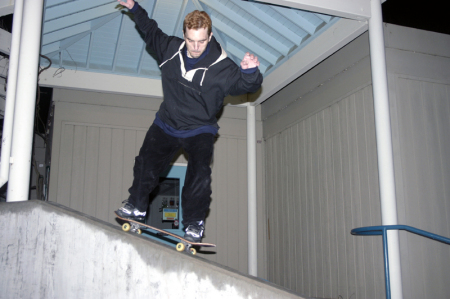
[7,0,45,202]
[368,0,403,298]
[382,228,392,299]
[0,0,24,188]
[247,103,257,276]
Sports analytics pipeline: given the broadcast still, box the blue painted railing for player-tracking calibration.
[351,225,450,299]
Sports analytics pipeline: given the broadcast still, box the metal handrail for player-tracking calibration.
[351,225,450,299]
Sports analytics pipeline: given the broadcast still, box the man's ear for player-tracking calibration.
[209,32,213,42]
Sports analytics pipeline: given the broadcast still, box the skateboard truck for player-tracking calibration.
[122,222,142,234]
[122,221,197,254]
[175,242,197,255]
[115,211,215,255]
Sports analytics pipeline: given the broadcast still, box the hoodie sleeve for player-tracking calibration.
[131,3,179,63]
[226,66,263,96]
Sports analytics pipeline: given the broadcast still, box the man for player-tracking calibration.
[116,0,263,243]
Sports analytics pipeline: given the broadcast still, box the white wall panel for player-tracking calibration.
[208,137,250,273]
[261,24,450,299]
[385,28,450,298]
[390,77,450,299]
[55,123,143,224]
[264,86,384,298]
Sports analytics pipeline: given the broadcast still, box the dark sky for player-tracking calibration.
[382,0,450,35]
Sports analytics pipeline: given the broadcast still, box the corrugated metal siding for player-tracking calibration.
[391,77,450,299]
[264,86,385,298]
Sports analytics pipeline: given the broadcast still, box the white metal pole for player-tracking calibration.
[368,0,403,298]
[247,103,258,276]
[7,0,45,202]
[0,0,24,188]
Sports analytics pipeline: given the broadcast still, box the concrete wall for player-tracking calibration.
[0,200,305,299]
[261,23,450,299]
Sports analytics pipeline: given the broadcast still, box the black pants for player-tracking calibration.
[127,124,214,227]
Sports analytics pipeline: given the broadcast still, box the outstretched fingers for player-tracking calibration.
[117,0,135,10]
[240,52,260,69]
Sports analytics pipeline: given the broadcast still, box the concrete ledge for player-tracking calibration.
[0,200,308,298]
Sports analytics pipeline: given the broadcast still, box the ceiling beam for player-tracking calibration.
[42,23,91,46]
[41,13,120,56]
[0,0,14,17]
[39,67,164,98]
[43,2,119,34]
[44,0,114,21]
[225,42,269,74]
[249,18,368,105]
[172,0,189,36]
[201,0,290,55]
[315,13,333,23]
[231,0,307,46]
[153,0,182,34]
[212,17,280,65]
[271,6,318,35]
[254,0,372,20]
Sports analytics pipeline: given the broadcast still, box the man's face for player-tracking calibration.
[183,27,212,59]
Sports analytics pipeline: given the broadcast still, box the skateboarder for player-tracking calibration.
[115,0,263,243]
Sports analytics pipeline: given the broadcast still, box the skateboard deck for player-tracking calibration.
[115,211,216,255]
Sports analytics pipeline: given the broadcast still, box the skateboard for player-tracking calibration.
[115,212,216,255]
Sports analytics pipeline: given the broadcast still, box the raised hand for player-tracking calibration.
[240,52,260,69]
[117,0,135,10]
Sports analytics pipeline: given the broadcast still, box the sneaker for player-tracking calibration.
[116,200,146,221]
[184,220,205,243]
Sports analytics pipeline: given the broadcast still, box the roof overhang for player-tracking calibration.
[249,17,368,105]
[248,0,387,105]
[0,0,14,18]
[38,0,386,106]
[255,0,371,20]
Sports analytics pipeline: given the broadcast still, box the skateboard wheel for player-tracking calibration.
[122,223,131,232]
[176,243,185,252]
[136,229,142,235]
[189,248,197,255]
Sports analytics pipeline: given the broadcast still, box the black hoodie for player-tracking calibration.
[132,4,263,131]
